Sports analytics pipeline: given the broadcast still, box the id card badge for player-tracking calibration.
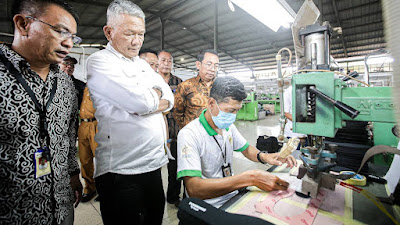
[34,149,51,178]
[221,163,232,177]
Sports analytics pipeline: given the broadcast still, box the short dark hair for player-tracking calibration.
[210,76,247,103]
[157,50,173,58]
[139,49,158,56]
[197,49,218,62]
[12,0,79,24]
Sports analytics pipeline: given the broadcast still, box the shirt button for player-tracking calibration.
[108,136,110,139]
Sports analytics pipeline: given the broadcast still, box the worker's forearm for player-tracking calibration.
[284,112,292,121]
[242,145,261,163]
[185,172,255,200]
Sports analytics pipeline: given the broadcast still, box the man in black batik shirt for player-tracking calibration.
[0,0,82,224]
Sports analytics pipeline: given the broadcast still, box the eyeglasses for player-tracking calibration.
[62,61,75,67]
[26,16,82,44]
[202,62,219,70]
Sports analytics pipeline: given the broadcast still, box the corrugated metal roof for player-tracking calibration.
[0,0,385,73]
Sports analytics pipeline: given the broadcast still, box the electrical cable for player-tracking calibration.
[276,47,292,78]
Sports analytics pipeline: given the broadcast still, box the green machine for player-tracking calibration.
[237,92,281,121]
[292,71,397,148]
[237,92,258,121]
[275,21,398,198]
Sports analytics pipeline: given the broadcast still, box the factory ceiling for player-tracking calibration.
[0,0,385,74]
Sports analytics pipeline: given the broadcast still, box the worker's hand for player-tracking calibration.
[262,152,297,168]
[70,174,83,208]
[249,170,289,191]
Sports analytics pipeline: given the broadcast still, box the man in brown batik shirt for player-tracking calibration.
[174,49,219,129]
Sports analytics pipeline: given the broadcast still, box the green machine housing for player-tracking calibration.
[292,72,398,150]
[237,92,281,121]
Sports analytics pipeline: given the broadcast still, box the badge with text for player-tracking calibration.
[221,163,232,177]
[34,148,51,178]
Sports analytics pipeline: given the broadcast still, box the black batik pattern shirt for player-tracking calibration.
[167,74,183,140]
[0,44,79,224]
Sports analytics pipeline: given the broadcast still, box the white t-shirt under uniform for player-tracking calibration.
[177,110,249,208]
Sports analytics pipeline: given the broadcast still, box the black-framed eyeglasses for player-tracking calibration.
[202,62,219,70]
[62,61,75,67]
[26,16,82,44]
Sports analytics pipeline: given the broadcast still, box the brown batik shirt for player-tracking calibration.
[166,74,183,140]
[173,75,212,129]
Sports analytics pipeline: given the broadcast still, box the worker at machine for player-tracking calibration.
[177,76,297,208]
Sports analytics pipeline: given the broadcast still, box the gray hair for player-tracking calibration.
[107,0,145,26]
[210,76,247,103]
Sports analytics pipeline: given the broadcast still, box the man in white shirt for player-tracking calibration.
[177,76,296,208]
[86,1,173,224]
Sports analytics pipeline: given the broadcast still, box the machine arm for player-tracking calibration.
[309,86,360,119]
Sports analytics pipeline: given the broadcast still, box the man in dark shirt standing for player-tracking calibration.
[60,55,85,106]
[158,50,183,207]
[0,0,82,224]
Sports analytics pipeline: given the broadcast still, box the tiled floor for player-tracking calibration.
[74,114,281,225]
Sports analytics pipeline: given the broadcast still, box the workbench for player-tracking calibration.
[221,163,400,225]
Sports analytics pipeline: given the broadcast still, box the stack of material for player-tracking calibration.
[325,121,371,145]
[325,121,372,173]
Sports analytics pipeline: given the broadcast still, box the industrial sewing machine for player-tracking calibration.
[277,21,397,198]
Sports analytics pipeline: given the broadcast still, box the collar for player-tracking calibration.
[195,74,211,87]
[199,109,229,136]
[106,42,139,61]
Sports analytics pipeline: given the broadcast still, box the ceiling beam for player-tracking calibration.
[332,0,348,57]
[144,33,198,69]
[320,0,380,16]
[145,0,188,22]
[141,0,169,12]
[165,19,254,71]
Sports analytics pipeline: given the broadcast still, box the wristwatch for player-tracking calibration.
[257,151,266,164]
[152,86,163,98]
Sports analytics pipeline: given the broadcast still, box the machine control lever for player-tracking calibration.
[309,86,360,119]
[342,71,359,81]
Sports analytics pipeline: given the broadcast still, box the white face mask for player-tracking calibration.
[211,102,237,129]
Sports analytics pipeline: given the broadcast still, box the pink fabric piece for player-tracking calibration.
[227,184,346,224]
[254,188,326,225]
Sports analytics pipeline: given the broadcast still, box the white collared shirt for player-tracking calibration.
[87,43,174,177]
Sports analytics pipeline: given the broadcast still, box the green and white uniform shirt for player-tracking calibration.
[177,110,249,208]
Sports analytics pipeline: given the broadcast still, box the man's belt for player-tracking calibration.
[81,118,96,122]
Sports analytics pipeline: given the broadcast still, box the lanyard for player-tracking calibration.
[212,136,227,164]
[0,52,57,147]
